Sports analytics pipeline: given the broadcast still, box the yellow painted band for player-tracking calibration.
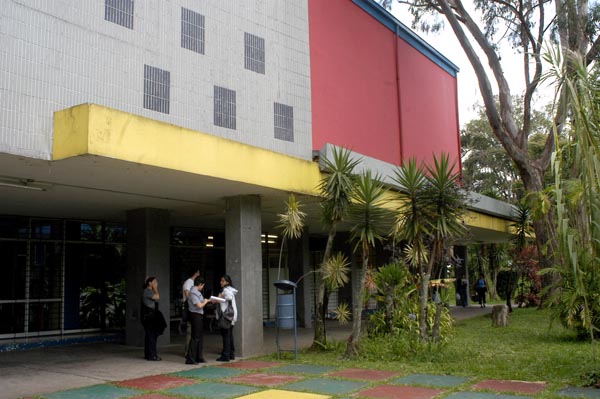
[53,103,322,196]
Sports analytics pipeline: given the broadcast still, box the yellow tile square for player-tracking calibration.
[235,389,330,399]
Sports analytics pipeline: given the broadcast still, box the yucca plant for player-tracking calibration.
[276,193,306,280]
[345,170,389,357]
[391,153,467,342]
[312,146,361,348]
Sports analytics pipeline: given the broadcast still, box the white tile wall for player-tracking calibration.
[0,0,312,160]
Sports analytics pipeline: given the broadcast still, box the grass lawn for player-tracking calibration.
[267,307,600,389]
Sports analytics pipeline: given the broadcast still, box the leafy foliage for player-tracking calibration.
[543,48,600,343]
[80,279,126,329]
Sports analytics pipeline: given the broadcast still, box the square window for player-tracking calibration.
[181,8,205,54]
[214,86,236,129]
[105,0,134,29]
[274,103,294,142]
[144,65,170,114]
[244,33,265,74]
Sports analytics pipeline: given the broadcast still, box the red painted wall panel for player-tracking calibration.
[309,0,401,165]
[308,0,461,169]
[396,39,461,168]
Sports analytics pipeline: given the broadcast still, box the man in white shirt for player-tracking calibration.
[182,269,200,355]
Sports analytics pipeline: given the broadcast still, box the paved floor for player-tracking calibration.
[7,305,595,399]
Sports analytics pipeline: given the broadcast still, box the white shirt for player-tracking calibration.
[182,278,194,302]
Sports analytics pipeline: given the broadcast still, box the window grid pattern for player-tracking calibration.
[144,65,170,114]
[274,103,294,142]
[181,8,205,54]
[244,33,265,74]
[105,0,134,29]
[214,86,236,130]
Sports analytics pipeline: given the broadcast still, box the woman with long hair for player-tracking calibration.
[215,274,238,361]
[141,276,162,361]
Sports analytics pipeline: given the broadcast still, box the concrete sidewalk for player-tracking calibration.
[0,306,492,399]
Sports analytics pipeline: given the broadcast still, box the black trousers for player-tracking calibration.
[144,325,159,359]
[220,325,235,360]
[186,312,204,362]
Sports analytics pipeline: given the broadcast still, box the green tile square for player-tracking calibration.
[445,392,531,399]
[41,384,140,399]
[558,387,600,398]
[283,377,367,395]
[394,374,469,387]
[167,381,258,398]
[170,366,246,380]
[271,364,337,375]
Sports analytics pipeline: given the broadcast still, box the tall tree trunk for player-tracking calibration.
[311,226,336,349]
[345,242,369,357]
[418,268,430,341]
[432,302,443,342]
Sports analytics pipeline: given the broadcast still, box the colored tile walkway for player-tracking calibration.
[472,380,548,395]
[170,365,246,380]
[328,368,399,381]
[358,384,445,399]
[228,372,304,387]
[270,364,338,375]
[41,384,140,399]
[218,360,281,370]
[394,373,470,387]
[235,390,330,399]
[35,362,578,399]
[115,375,195,390]
[283,377,368,395]
[166,381,258,398]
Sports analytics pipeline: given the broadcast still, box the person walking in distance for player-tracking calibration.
[182,269,200,355]
[215,275,238,362]
[475,273,487,308]
[185,276,209,364]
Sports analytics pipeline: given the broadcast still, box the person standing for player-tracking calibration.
[186,276,209,364]
[141,276,163,361]
[182,269,200,354]
[475,273,487,308]
[215,274,238,362]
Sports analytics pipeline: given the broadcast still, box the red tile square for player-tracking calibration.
[219,360,282,369]
[358,384,444,399]
[115,375,196,390]
[328,368,398,381]
[472,380,547,394]
[227,372,304,387]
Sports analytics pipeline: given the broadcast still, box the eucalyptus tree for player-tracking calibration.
[392,154,467,342]
[346,170,389,356]
[386,0,600,282]
[312,147,361,348]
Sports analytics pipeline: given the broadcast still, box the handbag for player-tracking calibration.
[216,301,234,329]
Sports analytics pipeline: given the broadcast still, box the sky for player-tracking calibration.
[386,2,547,126]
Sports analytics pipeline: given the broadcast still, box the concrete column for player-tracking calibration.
[288,228,312,328]
[225,195,262,358]
[125,208,170,346]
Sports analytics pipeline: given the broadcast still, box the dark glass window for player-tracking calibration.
[181,8,205,54]
[29,242,62,299]
[144,65,170,114]
[214,86,236,129]
[244,32,265,74]
[274,102,294,142]
[0,241,26,300]
[105,0,134,29]
[0,216,29,238]
[31,219,63,240]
